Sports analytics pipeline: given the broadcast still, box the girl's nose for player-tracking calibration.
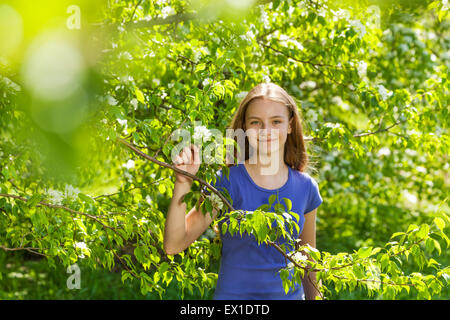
[259,127,278,137]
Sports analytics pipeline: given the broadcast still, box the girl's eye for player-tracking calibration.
[250,120,281,125]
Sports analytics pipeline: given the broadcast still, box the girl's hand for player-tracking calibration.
[173,144,201,184]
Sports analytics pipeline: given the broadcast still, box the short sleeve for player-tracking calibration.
[304,177,323,214]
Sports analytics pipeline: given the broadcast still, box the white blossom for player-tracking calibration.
[46,184,82,204]
[74,242,89,259]
[349,19,366,38]
[161,6,175,19]
[240,30,255,44]
[116,118,128,135]
[299,81,317,90]
[120,75,134,83]
[287,6,295,17]
[64,184,81,200]
[119,51,133,60]
[404,148,417,157]
[356,60,368,78]
[290,39,304,50]
[208,192,224,211]
[74,242,87,250]
[124,171,133,182]
[202,78,211,87]
[46,188,64,205]
[376,84,393,101]
[293,252,308,262]
[122,159,135,170]
[332,8,350,21]
[130,98,138,110]
[288,251,309,269]
[193,50,202,63]
[402,190,417,205]
[416,166,427,174]
[377,147,391,157]
[259,7,270,29]
[116,118,127,127]
[193,125,212,142]
[106,95,117,106]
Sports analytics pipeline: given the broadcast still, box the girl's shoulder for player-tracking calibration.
[290,168,320,187]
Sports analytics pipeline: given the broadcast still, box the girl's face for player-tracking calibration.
[244,98,292,156]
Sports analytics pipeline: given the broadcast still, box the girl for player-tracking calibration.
[164,82,323,300]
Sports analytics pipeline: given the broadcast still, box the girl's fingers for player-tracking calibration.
[181,146,191,164]
[175,145,199,166]
[192,144,200,164]
[173,155,183,165]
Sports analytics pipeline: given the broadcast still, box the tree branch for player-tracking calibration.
[116,138,235,212]
[0,193,127,242]
[0,244,48,257]
[124,0,275,29]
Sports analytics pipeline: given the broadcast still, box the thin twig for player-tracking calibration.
[0,245,48,257]
[0,193,127,242]
[116,139,234,212]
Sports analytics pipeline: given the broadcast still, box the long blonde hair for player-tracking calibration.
[226,82,310,173]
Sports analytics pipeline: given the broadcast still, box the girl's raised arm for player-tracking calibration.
[163,144,219,255]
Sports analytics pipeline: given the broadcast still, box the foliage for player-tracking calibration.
[0,0,449,299]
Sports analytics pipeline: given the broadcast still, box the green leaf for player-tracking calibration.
[390,232,405,239]
[221,222,228,235]
[282,198,292,212]
[195,63,206,72]
[121,270,133,284]
[273,0,280,10]
[306,245,321,261]
[204,198,213,214]
[434,217,445,231]
[433,239,441,255]
[75,219,87,234]
[26,194,42,208]
[268,194,277,206]
[357,246,373,259]
[135,87,146,104]
[279,269,290,294]
[371,247,382,256]
[78,193,94,204]
[417,224,430,239]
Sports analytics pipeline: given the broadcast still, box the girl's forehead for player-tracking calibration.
[246,98,290,117]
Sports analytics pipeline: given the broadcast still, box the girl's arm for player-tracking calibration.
[163,144,219,255]
[163,180,218,255]
[298,208,321,300]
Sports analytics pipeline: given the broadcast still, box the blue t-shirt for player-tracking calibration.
[203,163,323,300]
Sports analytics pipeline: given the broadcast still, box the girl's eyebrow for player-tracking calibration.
[247,115,284,119]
